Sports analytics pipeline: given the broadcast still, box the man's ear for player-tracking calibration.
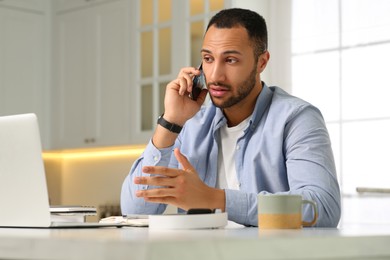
[257,51,270,74]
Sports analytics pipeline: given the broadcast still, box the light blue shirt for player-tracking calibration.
[121,84,341,227]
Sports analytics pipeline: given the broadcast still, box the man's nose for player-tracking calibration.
[208,63,226,83]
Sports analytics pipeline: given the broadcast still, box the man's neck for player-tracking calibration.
[223,84,263,127]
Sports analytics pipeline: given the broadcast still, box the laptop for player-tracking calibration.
[0,113,145,228]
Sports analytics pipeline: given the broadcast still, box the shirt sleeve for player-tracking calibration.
[283,105,341,227]
[120,139,174,215]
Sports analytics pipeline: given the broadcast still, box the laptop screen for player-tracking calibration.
[0,114,51,227]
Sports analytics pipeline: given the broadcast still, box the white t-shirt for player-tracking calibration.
[217,117,250,190]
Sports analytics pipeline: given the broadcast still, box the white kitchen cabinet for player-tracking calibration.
[0,3,49,147]
[0,0,45,12]
[52,0,114,13]
[52,0,131,149]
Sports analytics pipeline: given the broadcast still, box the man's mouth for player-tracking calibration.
[208,84,230,98]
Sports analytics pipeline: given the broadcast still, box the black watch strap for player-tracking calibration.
[157,114,182,133]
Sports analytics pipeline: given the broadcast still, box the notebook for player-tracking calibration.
[0,113,143,228]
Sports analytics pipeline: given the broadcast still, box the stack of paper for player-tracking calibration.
[50,205,97,223]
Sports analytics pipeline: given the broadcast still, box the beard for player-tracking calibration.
[207,64,258,109]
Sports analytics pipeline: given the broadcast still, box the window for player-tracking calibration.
[136,0,224,134]
[291,0,390,194]
[139,0,172,131]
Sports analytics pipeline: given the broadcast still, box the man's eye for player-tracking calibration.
[226,58,238,64]
[203,57,213,63]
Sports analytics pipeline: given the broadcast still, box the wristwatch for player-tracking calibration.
[157,114,182,133]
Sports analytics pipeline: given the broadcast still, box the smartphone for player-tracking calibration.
[190,63,206,101]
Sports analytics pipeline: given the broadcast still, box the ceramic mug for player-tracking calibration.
[257,194,318,229]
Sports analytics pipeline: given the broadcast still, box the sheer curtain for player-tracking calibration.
[290,0,390,195]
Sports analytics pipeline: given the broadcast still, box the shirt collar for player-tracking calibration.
[248,82,273,131]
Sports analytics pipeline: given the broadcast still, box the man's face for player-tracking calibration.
[201,25,261,109]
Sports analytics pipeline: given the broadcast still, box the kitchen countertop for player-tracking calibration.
[1,222,390,260]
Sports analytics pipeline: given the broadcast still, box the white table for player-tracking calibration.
[1,222,390,260]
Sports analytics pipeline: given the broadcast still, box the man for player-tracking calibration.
[121,8,341,227]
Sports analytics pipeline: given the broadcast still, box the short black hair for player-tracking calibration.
[206,8,268,58]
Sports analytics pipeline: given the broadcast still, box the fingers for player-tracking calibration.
[177,77,188,96]
[142,165,181,177]
[139,149,195,181]
[135,149,195,190]
[195,89,209,106]
[134,175,173,187]
[134,173,180,201]
[175,67,201,97]
[135,149,200,210]
[163,66,206,122]
[174,148,196,172]
[136,187,176,198]
[135,165,185,186]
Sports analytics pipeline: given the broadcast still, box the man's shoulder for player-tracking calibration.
[269,86,314,110]
[267,86,322,121]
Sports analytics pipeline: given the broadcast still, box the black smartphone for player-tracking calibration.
[190,63,206,101]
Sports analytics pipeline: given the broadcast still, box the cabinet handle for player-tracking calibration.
[84,138,96,144]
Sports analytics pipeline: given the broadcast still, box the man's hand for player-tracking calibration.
[163,67,208,126]
[152,67,208,149]
[134,148,225,211]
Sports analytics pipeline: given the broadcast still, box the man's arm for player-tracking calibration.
[121,67,208,214]
[223,105,341,227]
[283,106,341,227]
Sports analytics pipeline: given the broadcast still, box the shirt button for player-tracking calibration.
[153,156,158,162]
[236,145,240,150]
